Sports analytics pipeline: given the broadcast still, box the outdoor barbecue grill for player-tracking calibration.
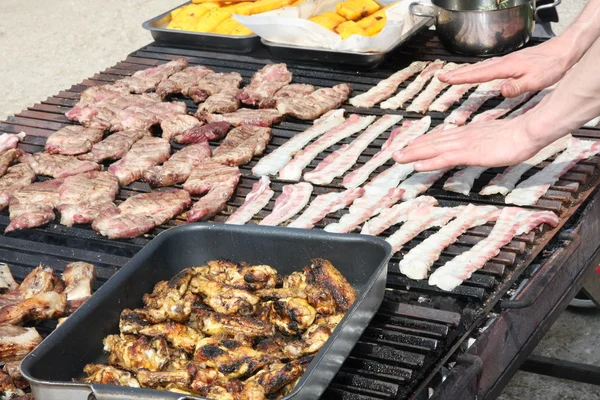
[2,29,600,399]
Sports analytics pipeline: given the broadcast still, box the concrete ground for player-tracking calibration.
[0,0,597,399]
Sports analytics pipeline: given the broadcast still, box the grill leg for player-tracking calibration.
[521,354,600,386]
[581,269,600,308]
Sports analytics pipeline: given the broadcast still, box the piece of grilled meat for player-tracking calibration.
[189,275,260,316]
[82,364,140,387]
[0,325,42,362]
[247,361,305,395]
[104,334,170,372]
[194,260,278,291]
[306,258,356,312]
[0,291,67,325]
[139,321,203,354]
[268,298,316,336]
[190,308,274,338]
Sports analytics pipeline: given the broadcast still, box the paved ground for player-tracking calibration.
[0,1,597,398]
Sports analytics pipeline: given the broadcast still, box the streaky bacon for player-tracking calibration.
[443,166,488,196]
[505,86,555,119]
[361,196,438,236]
[225,176,274,225]
[471,92,534,123]
[259,182,313,226]
[287,188,364,230]
[380,60,445,110]
[444,79,504,125]
[428,83,477,113]
[406,63,461,114]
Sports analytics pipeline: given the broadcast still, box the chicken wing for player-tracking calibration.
[269,298,316,336]
[0,369,25,398]
[139,321,203,353]
[194,260,278,291]
[143,272,197,322]
[136,369,191,389]
[119,309,152,334]
[247,361,304,395]
[82,364,140,387]
[306,259,356,312]
[187,363,225,394]
[191,309,274,338]
[254,288,306,301]
[62,262,96,312]
[103,335,170,372]
[189,275,259,316]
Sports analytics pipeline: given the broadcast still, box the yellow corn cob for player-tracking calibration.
[335,0,380,21]
[195,8,233,32]
[335,20,367,39]
[309,12,347,31]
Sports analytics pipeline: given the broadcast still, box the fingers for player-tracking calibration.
[394,135,466,164]
[440,57,516,85]
[414,153,461,172]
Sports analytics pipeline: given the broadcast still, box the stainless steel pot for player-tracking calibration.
[409,0,561,56]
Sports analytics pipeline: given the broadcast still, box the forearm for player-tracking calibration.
[553,0,600,67]
[524,37,600,145]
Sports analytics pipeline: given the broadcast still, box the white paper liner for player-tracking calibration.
[233,0,431,53]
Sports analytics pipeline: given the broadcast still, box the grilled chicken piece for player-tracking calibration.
[0,164,36,210]
[254,288,306,301]
[136,369,191,389]
[3,362,28,390]
[189,275,259,316]
[0,326,42,362]
[184,363,224,394]
[254,336,289,361]
[306,259,356,312]
[191,309,274,338]
[0,291,67,325]
[194,337,273,379]
[284,324,331,359]
[104,335,170,372]
[62,262,96,312]
[0,266,59,308]
[203,380,243,400]
[195,261,278,291]
[139,321,203,354]
[247,361,305,395]
[269,298,316,336]
[119,309,152,334]
[304,285,337,316]
[282,271,308,291]
[0,149,23,178]
[0,264,18,294]
[143,270,195,323]
[82,364,140,387]
[0,369,25,398]
[239,381,266,400]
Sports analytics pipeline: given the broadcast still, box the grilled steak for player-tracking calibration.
[0,149,24,177]
[188,72,243,103]
[156,65,214,98]
[199,108,282,127]
[45,126,105,155]
[0,326,42,362]
[143,142,211,187]
[259,83,315,109]
[161,115,203,142]
[0,164,36,210]
[56,171,120,226]
[114,58,189,93]
[6,178,64,232]
[175,122,231,144]
[111,101,187,133]
[78,130,149,163]
[108,137,171,186]
[276,83,352,120]
[187,178,239,223]
[92,189,191,239]
[213,126,272,166]
[237,64,292,106]
[20,153,101,179]
[198,88,241,114]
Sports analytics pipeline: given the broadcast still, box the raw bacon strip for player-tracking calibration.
[259,182,313,226]
[443,166,488,195]
[406,63,461,113]
[428,207,559,291]
[386,206,466,253]
[428,83,478,113]
[505,137,600,206]
[342,116,431,188]
[480,135,571,196]
[470,92,534,123]
[304,115,402,185]
[380,60,445,110]
[252,109,345,177]
[0,132,25,153]
[278,114,376,182]
[399,205,500,280]
[349,61,429,108]
[288,188,364,229]
[584,116,600,128]
[505,87,554,119]
[444,79,504,125]
[225,176,274,225]
[325,162,415,233]
[361,196,438,236]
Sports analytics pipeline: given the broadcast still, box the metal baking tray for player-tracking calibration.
[21,223,391,400]
[142,1,261,53]
[262,17,434,68]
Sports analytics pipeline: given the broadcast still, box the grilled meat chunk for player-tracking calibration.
[136,369,192,389]
[108,136,171,186]
[269,298,316,336]
[191,308,274,338]
[19,153,101,179]
[161,115,203,142]
[284,323,332,359]
[194,260,278,291]
[237,64,292,106]
[139,321,203,353]
[104,334,170,372]
[247,361,304,395]
[194,337,273,379]
[186,363,224,394]
[0,264,18,294]
[175,122,231,144]
[119,309,152,334]
[200,108,282,128]
[62,262,96,312]
[6,178,64,233]
[143,142,211,187]
[189,275,260,316]
[259,83,315,109]
[82,364,140,387]
[0,132,25,154]
[56,171,120,226]
[115,58,189,93]
[92,189,191,239]
[188,72,243,103]
[0,149,24,178]
[0,326,42,362]
[254,288,306,301]
[156,65,214,98]
[0,266,58,308]
[254,336,289,361]
[307,259,356,312]
[142,270,195,323]
[78,129,149,163]
[187,179,238,223]
[198,88,241,114]
[0,291,67,325]
[212,126,272,166]
[45,126,104,155]
[0,164,36,210]
[275,83,352,120]
[0,369,25,398]
[3,361,28,390]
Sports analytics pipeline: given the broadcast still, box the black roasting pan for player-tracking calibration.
[21,223,392,400]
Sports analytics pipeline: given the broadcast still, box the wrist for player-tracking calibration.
[521,110,567,149]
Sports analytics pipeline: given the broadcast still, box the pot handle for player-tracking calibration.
[534,0,562,23]
[409,1,435,18]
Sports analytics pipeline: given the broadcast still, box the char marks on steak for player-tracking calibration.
[175,122,231,144]
[20,153,101,179]
[56,171,120,226]
[188,72,243,103]
[6,179,64,233]
[275,84,352,120]
[197,88,241,114]
[0,164,35,210]
[78,130,149,163]
[92,189,191,239]
[199,108,282,127]
[156,65,214,98]
[212,126,272,166]
[115,58,189,94]
[237,64,293,106]
[259,84,316,109]
[161,115,203,142]
[45,126,105,156]
[0,149,24,178]
[143,142,211,187]
[108,137,171,186]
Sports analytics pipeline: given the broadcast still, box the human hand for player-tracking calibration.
[437,38,574,98]
[392,118,555,172]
